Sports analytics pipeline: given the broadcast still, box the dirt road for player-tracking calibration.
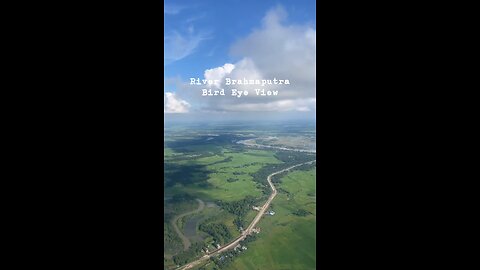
[176,160,316,270]
[171,198,205,251]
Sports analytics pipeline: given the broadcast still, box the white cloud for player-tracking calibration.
[164,92,190,113]
[224,58,263,89]
[172,5,316,113]
[204,63,235,88]
[229,5,316,90]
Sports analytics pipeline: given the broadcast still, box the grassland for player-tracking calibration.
[164,126,316,270]
[164,141,284,267]
[226,168,316,270]
[165,149,281,202]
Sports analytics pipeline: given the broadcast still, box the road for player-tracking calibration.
[171,199,205,251]
[176,160,316,270]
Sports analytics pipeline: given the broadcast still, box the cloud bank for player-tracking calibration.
[164,92,190,113]
[172,5,316,113]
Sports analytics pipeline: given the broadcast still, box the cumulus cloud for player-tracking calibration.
[204,63,235,88]
[164,92,190,113]
[229,5,316,92]
[173,5,316,113]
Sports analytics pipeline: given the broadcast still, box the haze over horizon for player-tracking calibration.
[164,111,316,124]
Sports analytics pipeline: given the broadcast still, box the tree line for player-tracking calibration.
[172,241,205,265]
[198,223,232,245]
[216,196,259,229]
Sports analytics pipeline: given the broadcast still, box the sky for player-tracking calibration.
[164,0,316,122]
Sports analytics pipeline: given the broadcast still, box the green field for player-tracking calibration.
[166,149,281,202]
[164,127,316,270]
[226,168,316,270]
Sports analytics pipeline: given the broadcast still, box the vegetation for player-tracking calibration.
[173,242,205,266]
[171,193,195,202]
[164,223,183,254]
[250,151,314,186]
[277,187,290,195]
[208,234,259,270]
[274,151,316,164]
[227,168,316,270]
[241,234,257,245]
[164,125,316,270]
[211,249,237,269]
[199,223,232,245]
[216,196,260,229]
[216,196,256,217]
[292,209,311,216]
[271,171,288,183]
[164,162,211,188]
[295,162,316,171]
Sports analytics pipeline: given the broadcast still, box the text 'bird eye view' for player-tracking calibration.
[164,1,316,269]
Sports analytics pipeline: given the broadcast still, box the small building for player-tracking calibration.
[252,206,260,211]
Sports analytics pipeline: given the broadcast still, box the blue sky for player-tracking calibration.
[164,0,316,120]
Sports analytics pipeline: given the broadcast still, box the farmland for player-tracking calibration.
[164,122,316,270]
[226,168,316,270]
